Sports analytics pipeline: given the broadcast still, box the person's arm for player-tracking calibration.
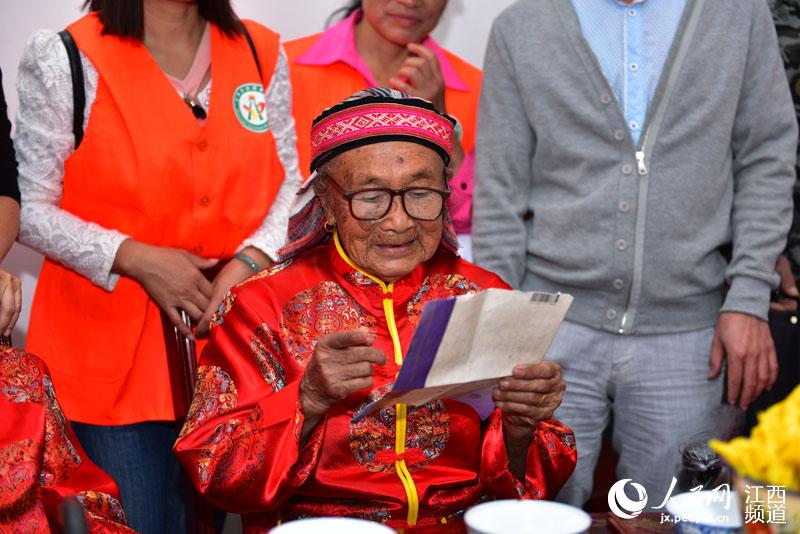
[0,68,21,337]
[0,68,21,216]
[195,46,301,334]
[471,19,535,288]
[480,362,576,500]
[721,1,797,319]
[238,46,300,261]
[770,253,798,312]
[709,1,798,408]
[0,196,20,337]
[15,30,129,291]
[174,289,326,513]
[0,68,20,233]
[480,414,576,500]
[785,186,800,277]
[0,198,18,262]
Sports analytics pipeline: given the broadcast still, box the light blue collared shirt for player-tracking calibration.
[570,0,687,144]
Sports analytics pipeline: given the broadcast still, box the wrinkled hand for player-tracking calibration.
[0,269,21,337]
[195,248,270,336]
[709,312,778,409]
[300,330,386,420]
[494,361,565,481]
[770,254,798,312]
[494,361,565,443]
[113,239,217,337]
[389,43,446,113]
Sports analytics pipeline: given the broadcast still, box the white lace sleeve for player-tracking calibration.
[15,30,129,291]
[238,45,301,261]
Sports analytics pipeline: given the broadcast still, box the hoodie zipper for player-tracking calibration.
[620,139,650,334]
[615,0,704,334]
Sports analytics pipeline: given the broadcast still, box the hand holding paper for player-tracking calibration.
[354,289,572,421]
[494,361,566,437]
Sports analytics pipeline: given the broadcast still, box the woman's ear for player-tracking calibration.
[314,178,337,226]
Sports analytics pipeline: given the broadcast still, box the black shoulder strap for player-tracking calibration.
[240,25,264,86]
[58,29,85,150]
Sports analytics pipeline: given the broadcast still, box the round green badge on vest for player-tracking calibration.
[233,83,268,132]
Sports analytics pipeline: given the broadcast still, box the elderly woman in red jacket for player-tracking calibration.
[175,89,576,531]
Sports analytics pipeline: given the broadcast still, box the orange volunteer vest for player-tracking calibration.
[25,14,285,425]
[284,33,482,179]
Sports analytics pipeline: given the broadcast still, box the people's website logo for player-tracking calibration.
[608,478,789,526]
[607,479,648,519]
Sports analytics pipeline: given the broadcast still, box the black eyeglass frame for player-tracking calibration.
[324,175,451,221]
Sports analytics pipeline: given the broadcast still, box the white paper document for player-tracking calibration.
[354,289,572,420]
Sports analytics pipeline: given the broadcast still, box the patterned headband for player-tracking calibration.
[308,89,456,178]
[280,89,459,261]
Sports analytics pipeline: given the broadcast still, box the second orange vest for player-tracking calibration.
[284,33,482,180]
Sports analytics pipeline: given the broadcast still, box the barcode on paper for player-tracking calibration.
[529,292,561,305]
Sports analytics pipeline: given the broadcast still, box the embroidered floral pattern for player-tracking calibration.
[179,366,238,439]
[0,350,83,487]
[289,498,391,523]
[0,439,38,511]
[350,384,449,473]
[251,324,286,392]
[559,430,576,451]
[289,421,322,487]
[429,491,486,522]
[212,257,294,328]
[407,274,481,327]
[76,491,128,526]
[0,349,45,404]
[281,281,377,365]
[0,500,48,533]
[343,270,377,287]
[40,375,81,486]
[198,406,265,497]
[238,259,294,287]
[210,292,236,330]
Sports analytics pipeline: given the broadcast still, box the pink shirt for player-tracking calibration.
[294,11,470,92]
[295,11,476,235]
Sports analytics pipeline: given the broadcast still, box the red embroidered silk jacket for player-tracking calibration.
[173,239,577,531]
[0,348,131,532]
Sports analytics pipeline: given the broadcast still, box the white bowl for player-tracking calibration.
[270,517,395,534]
[465,500,592,534]
[666,490,743,533]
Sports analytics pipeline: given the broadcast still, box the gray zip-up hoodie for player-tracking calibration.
[473,0,797,334]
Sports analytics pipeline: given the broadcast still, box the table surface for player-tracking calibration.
[400,512,674,533]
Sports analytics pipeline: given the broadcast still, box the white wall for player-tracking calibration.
[0,0,514,344]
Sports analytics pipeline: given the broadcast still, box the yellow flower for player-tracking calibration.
[709,385,800,491]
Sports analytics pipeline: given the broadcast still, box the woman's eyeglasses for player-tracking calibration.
[325,176,450,221]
